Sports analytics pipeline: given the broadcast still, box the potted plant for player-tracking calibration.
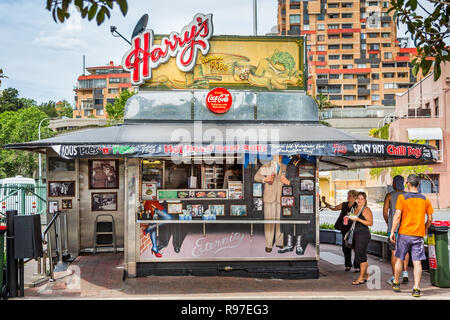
[319,223,342,245]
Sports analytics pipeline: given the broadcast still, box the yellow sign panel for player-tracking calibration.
[141,36,306,91]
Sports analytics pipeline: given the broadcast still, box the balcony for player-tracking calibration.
[357,88,371,95]
[407,108,432,118]
[381,99,395,106]
[357,78,370,84]
[316,79,329,85]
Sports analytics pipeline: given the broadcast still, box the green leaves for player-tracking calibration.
[46,0,128,25]
[390,0,450,81]
[106,89,135,125]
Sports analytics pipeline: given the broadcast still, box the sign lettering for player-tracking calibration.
[122,13,214,85]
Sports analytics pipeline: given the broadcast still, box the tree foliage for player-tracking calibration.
[389,0,450,81]
[313,93,338,110]
[105,89,135,125]
[0,69,6,87]
[0,107,54,178]
[0,88,36,113]
[46,0,128,25]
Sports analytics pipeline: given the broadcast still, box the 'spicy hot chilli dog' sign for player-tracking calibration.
[122,13,214,86]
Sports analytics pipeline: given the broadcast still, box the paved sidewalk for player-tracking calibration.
[20,244,450,300]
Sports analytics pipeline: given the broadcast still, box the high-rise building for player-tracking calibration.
[277,0,418,108]
[73,61,131,118]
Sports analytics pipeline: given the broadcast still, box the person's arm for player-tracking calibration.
[382,193,391,225]
[254,165,274,184]
[350,207,373,226]
[390,209,402,243]
[425,198,434,235]
[321,198,343,211]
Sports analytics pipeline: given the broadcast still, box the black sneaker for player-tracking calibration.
[412,288,421,298]
[392,282,401,292]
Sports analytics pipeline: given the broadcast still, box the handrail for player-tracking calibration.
[43,210,61,238]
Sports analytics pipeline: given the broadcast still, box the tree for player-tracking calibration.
[313,93,338,110]
[0,107,54,178]
[56,100,74,118]
[0,88,36,113]
[46,0,128,25]
[105,89,135,125]
[0,69,6,87]
[38,100,59,118]
[389,0,450,81]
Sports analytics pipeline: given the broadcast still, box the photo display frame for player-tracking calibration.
[300,179,315,192]
[282,207,292,216]
[167,203,183,214]
[299,195,314,214]
[89,159,119,189]
[48,200,59,214]
[91,192,118,211]
[299,165,315,178]
[281,196,294,207]
[48,181,75,197]
[186,204,204,217]
[230,205,247,216]
[208,204,225,216]
[253,198,263,212]
[282,186,293,196]
[62,199,72,210]
[253,183,262,197]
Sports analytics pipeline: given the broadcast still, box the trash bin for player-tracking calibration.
[0,226,6,290]
[427,221,450,288]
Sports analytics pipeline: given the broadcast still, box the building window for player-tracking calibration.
[318,24,325,31]
[384,83,398,89]
[328,3,339,8]
[343,74,354,79]
[303,24,310,31]
[372,94,380,101]
[329,74,341,79]
[383,1,389,8]
[317,74,328,80]
[383,72,395,78]
[357,64,367,68]
[344,95,355,100]
[342,13,353,18]
[342,33,353,38]
[343,64,353,69]
[342,55,353,60]
[344,84,355,90]
[96,109,104,116]
[318,14,325,21]
[329,44,340,50]
[419,174,439,194]
[384,52,393,59]
[397,72,408,78]
[317,35,325,41]
[329,55,340,60]
[342,24,353,29]
[106,98,115,105]
[328,24,339,29]
[342,3,353,8]
[306,34,312,41]
[361,43,367,50]
[382,33,390,38]
[94,89,103,95]
[289,15,301,24]
[434,98,439,116]
[108,88,119,94]
[382,43,391,48]
[329,65,340,69]
[318,55,326,62]
[318,45,326,51]
[369,33,378,38]
[372,84,379,90]
[382,22,390,28]
[342,44,353,49]
[371,63,379,68]
[328,34,340,39]
[328,13,339,19]
[372,73,380,80]
[361,33,367,39]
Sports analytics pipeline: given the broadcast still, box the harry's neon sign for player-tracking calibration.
[122,13,214,85]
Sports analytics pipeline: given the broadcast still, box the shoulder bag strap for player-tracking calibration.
[350,206,365,231]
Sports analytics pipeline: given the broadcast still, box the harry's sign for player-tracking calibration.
[122,13,214,85]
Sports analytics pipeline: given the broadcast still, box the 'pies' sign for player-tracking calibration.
[122,13,214,86]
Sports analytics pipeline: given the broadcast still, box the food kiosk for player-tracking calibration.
[5,13,438,279]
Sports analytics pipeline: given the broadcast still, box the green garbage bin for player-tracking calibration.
[0,225,6,290]
[427,221,450,288]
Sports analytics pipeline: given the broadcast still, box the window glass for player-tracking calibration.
[256,93,318,121]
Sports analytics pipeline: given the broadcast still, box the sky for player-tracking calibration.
[0,0,435,105]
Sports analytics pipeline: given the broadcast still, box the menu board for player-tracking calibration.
[228,182,243,200]
[142,183,157,200]
[158,189,228,201]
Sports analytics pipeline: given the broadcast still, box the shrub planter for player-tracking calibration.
[320,229,342,245]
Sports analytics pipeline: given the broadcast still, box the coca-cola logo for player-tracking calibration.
[206,87,232,114]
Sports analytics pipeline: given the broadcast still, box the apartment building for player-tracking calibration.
[277,0,418,108]
[389,65,450,208]
[73,61,131,118]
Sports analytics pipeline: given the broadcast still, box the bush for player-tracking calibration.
[320,223,335,230]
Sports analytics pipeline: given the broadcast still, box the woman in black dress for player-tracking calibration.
[322,190,359,271]
[348,192,373,285]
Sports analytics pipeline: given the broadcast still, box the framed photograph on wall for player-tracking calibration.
[208,205,225,216]
[299,165,315,178]
[281,196,294,207]
[282,186,293,196]
[48,157,75,172]
[282,207,292,217]
[91,192,117,211]
[186,204,204,217]
[253,198,263,212]
[300,179,314,192]
[48,181,75,197]
[230,205,247,217]
[89,159,119,189]
[253,183,262,197]
[48,200,59,214]
[300,195,314,214]
[61,199,72,210]
[167,203,183,214]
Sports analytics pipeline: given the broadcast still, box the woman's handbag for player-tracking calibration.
[344,206,365,248]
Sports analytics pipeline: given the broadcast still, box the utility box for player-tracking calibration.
[13,214,43,259]
[428,221,450,288]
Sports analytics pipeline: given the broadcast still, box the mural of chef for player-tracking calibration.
[254,155,290,253]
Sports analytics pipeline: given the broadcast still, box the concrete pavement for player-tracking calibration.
[17,243,450,300]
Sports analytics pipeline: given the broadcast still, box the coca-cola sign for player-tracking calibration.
[206,88,232,114]
[122,13,214,86]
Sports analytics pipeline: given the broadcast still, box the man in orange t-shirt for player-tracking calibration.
[389,174,433,297]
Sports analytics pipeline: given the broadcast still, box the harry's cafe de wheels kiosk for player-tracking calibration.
[4,13,438,279]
